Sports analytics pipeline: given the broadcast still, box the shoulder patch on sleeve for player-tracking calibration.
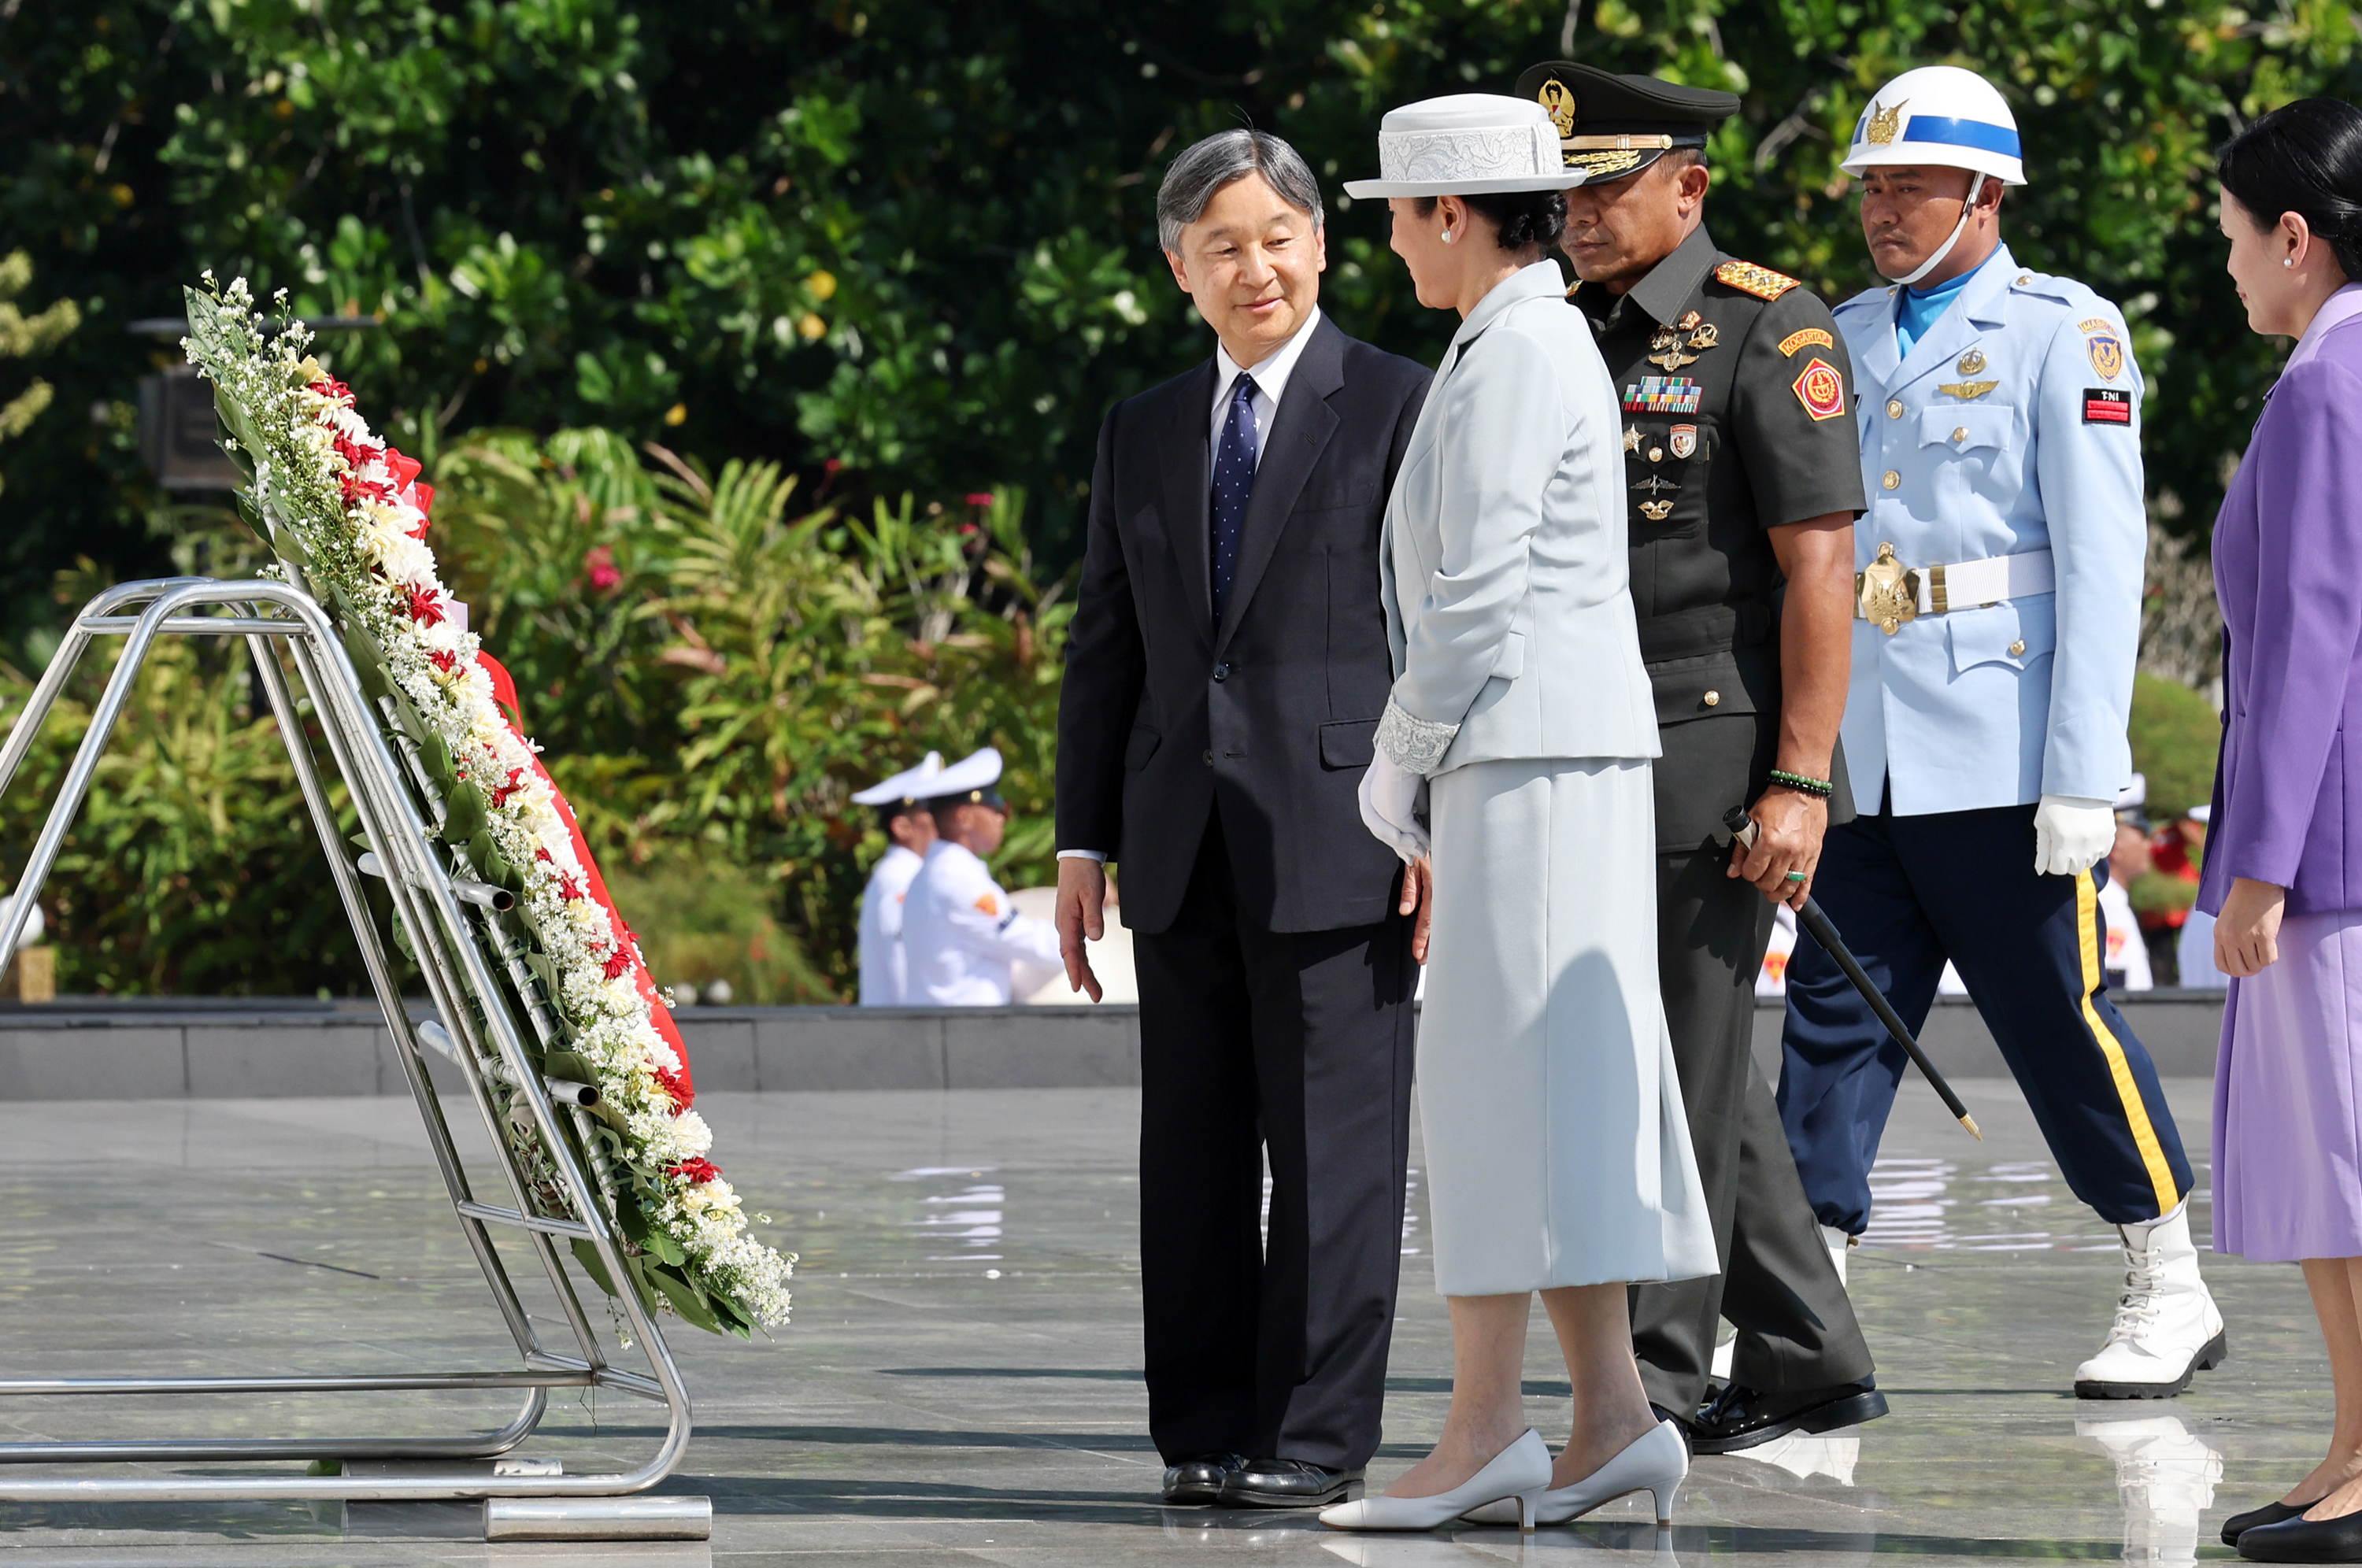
[1793,357,1848,420]
[1777,327,1835,357]
[972,893,999,917]
[2083,388,2133,425]
[1715,261,1802,301]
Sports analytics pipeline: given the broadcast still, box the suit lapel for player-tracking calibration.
[1159,359,1219,639]
[1890,250,2016,394]
[1215,320,1344,655]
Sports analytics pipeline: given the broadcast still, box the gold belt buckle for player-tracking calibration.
[1855,542,1920,635]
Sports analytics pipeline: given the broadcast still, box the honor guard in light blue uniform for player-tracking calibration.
[852,752,945,1006]
[1778,65,2224,1399]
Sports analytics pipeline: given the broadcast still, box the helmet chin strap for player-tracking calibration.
[1891,173,1989,288]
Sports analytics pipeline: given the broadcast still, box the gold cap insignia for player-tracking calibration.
[1538,80,1578,137]
[1866,98,1906,146]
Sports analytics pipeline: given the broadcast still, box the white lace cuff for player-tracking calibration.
[1375,698,1458,775]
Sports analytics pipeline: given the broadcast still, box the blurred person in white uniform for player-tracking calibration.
[2175,807,2228,989]
[853,751,944,1005]
[2104,777,2156,992]
[902,749,1062,1005]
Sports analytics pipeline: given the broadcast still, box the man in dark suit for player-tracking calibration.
[1054,129,1429,1510]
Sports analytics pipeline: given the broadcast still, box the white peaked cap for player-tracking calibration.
[921,747,1005,804]
[1344,94,1581,198]
[852,750,946,806]
[1844,65,2026,186]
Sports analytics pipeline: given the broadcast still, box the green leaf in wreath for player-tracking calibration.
[440,780,487,845]
[569,1237,620,1300]
[389,908,416,964]
[421,730,456,790]
[644,1260,724,1333]
[339,623,391,702]
[542,1048,596,1084]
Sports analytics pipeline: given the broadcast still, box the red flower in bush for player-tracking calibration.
[965,491,994,508]
[583,544,620,594]
[667,1156,720,1185]
[407,586,445,626]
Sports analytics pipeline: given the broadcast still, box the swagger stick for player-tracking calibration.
[1724,805,1982,1140]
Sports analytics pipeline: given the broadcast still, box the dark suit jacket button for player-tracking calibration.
[1212,663,1231,682]
[1202,749,1215,766]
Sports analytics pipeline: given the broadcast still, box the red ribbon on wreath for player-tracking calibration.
[475,650,694,1107]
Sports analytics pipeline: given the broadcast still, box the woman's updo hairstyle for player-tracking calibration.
[2217,97,2362,283]
[1414,190,1568,254]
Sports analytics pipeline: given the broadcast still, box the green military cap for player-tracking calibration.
[1514,61,1741,180]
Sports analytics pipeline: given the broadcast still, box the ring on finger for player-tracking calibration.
[1784,870,1809,883]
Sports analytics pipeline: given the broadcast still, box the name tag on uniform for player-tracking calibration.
[2083,388,2132,425]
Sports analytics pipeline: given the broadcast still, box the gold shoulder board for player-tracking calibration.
[1714,261,1801,301]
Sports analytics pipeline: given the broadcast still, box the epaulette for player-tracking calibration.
[1714,261,1801,301]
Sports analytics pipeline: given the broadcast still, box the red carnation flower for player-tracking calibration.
[535,848,553,863]
[667,1156,720,1185]
[407,586,446,626]
[558,873,584,900]
[309,375,354,406]
[602,949,634,980]
[657,1065,694,1111]
[489,767,525,808]
[429,649,457,673]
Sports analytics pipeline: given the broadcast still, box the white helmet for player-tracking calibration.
[1843,65,2025,187]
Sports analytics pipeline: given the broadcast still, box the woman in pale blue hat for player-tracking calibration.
[1323,92,1715,1534]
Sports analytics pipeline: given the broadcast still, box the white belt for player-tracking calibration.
[1856,548,2054,622]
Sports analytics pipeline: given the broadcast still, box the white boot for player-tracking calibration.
[1822,1224,1853,1287]
[2072,1203,2227,1399]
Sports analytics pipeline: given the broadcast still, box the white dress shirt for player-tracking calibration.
[1058,309,1326,866]
[1207,305,1323,472]
[903,841,1064,1005]
[856,844,924,1006]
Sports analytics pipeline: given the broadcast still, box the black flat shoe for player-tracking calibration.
[1687,1379,1889,1455]
[1218,1458,1363,1508]
[2239,1507,2362,1561]
[2227,1500,2319,1546]
[1162,1452,1246,1504]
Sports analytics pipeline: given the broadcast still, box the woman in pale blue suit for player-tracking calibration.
[1321,94,1716,1534]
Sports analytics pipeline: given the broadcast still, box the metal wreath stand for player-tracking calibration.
[0,575,709,1541]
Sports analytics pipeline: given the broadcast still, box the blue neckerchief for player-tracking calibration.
[1895,252,1995,358]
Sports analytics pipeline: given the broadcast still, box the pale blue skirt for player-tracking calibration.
[1419,756,1717,1296]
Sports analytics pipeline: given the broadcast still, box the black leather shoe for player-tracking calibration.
[1687,1379,1888,1455]
[1218,1458,1363,1508]
[2227,1500,2318,1546]
[2238,1508,2362,1561]
[1161,1452,1245,1505]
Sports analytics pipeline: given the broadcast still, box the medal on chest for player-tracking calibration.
[1646,310,1720,373]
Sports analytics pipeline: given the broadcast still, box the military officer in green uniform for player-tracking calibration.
[1517,61,1883,1453]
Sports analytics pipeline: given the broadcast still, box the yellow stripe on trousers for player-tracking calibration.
[2075,869,2182,1217]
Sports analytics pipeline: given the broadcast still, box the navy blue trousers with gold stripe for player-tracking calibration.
[1778,801,2192,1233]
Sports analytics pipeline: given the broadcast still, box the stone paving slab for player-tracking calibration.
[0,1074,2310,1566]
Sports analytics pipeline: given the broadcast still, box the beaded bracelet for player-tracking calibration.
[1766,768,1834,798]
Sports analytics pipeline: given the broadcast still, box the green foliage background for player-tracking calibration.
[1,1,2351,994]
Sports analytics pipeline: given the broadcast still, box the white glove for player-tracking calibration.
[1358,749,1429,864]
[2033,793,2114,877]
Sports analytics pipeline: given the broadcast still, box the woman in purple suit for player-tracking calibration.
[2204,98,2362,1563]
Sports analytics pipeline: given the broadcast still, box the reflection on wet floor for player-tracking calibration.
[2078,1409,2223,1568]
[1862,1153,2212,1252]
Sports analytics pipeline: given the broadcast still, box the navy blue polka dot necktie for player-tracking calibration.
[1210,372,1258,626]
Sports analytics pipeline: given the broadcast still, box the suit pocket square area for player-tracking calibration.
[1319,719,1380,770]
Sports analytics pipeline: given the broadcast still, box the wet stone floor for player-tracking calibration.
[0,1074,2322,1566]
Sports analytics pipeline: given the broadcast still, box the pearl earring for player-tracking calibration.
[1442,230,1453,243]
[2286,257,2296,268]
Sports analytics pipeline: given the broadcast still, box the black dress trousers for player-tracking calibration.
[1133,809,1418,1471]
[1628,845,1877,1414]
